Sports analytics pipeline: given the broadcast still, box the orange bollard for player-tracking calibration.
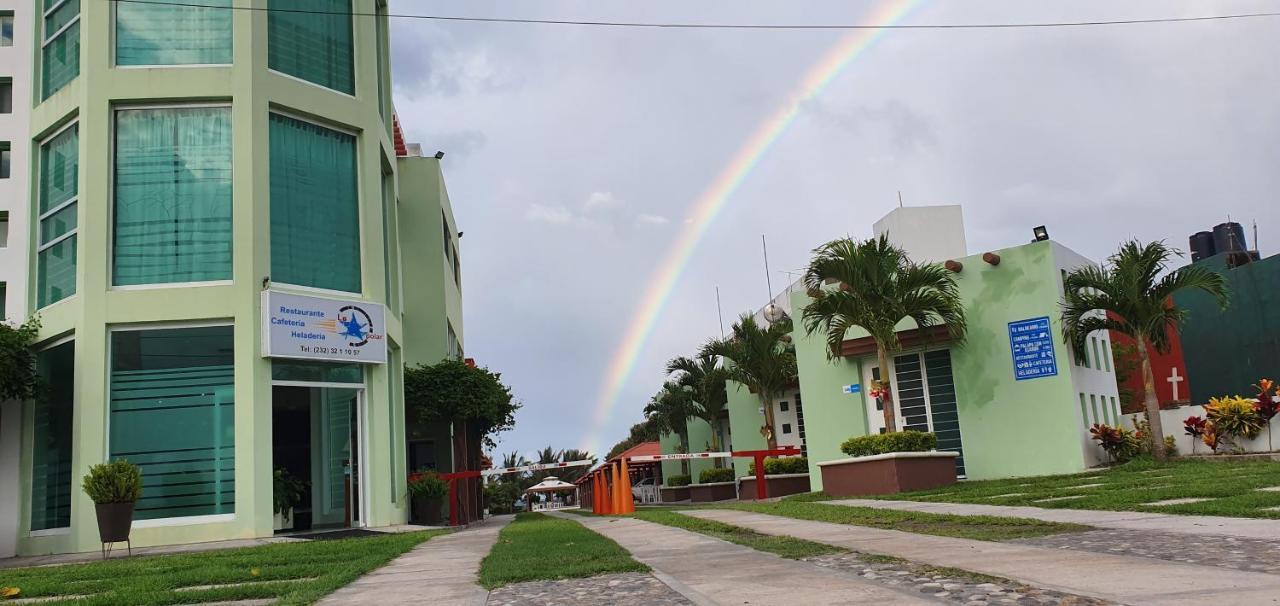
[621,457,634,513]
[613,461,625,514]
[593,471,602,514]
[603,467,615,514]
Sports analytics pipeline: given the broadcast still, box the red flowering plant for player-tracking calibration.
[1253,378,1278,451]
[1183,416,1207,454]
[1090,423,1142,463]
[868,380,891,401]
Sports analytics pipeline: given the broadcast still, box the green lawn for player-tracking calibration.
[611,509,843,559]
[880,458,1280,518]
[719,499,1087,541]
[477,512,648,589]
[0,530,447,606]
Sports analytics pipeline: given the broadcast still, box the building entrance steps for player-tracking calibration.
[823,498,1280,540]
[316,515,512,606]
[548,512,941,605]
[682,509,1280,606]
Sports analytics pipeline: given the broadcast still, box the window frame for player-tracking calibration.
[105,320,237,525]
[108,102,235,290]
[265,0,357,98]
[28,334,76,536]
[42,0,79,47]
[110,0,234,69]
[267,108,364,297]
[36,120,80,309]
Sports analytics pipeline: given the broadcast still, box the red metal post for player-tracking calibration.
[730,446,801,501]
[753,453,768,501]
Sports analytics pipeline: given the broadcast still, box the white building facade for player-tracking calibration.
[0,0,33,559]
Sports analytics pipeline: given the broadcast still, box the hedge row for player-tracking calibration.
[840,430,937,457]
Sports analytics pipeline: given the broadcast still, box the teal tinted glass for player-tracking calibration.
[39,203,76,243]
[268,113,360,292]
[116,0,232,66]
[42,10,79,99]
[114,107,232,285]
[37,237,76,307]
[43,0,78,37]
[271,359,363,384]
[267,0,354,94]
[31,341,75,531]
[110,326,235,520]
[39,125,77,213]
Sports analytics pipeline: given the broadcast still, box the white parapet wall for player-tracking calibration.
[1120,405,1278,456]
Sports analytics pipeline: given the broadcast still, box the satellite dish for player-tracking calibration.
[763,303,788,323]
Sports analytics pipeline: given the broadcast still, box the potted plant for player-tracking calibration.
[407,469,449,525]
[273,467,307,531]
[818,431,958,496]
[739,456,811,501]
[81,459,142,555]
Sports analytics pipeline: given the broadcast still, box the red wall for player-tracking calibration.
[1109,319,1190,412]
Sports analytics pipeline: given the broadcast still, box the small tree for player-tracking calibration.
[0,317,41,403]
[1061,240,1228,461]
[643,381,696,455]
[702,315,797,449]
[404,358,520,450]
[666,355,730,458]
[802,236,966,433]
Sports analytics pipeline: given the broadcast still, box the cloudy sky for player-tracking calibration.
[387,0,1280,460]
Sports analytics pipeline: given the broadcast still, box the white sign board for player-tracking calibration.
[262,291,387,364]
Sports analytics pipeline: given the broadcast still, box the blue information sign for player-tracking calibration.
[1008,316,1058,381]
[842,384,861,394]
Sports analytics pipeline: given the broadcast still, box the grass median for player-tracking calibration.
[478,512,648,589]
[0,530,447,606]
[627,509,843,559]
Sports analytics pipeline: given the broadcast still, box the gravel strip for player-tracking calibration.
[486,572,691,605]
[804,553,1115,605]
[1013,528,1280,574]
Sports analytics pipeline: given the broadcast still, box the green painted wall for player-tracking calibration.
[396,156,463,367]
[1175,253,1280,404]
[17,1,422,555]
[684,418,717,483]
[657,430,685,482]
[791,241,1091,484]
[726,381,766,478]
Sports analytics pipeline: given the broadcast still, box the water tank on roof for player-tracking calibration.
[1189,231,1215,261]
[1212,222,1248,255]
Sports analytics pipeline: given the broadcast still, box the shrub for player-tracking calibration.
[840,431,937,457]
[698,467,735,484]
[748,456,809,475]
[665,474,692,487]
[1090,423,1142,463]
[1206,396,1264,443]
[82,460,142,504]
[1131,415,1179,457]
[407,470,449,500]
[273,467,308,518]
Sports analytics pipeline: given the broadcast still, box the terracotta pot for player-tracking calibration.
[688,481,738,503]
[94,502,135,543]
[818,451,959,497]
[412,496,444,525]
[659,485,690,502]
[737,473,812,501]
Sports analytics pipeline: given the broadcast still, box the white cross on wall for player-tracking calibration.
[1167,367,1184,401]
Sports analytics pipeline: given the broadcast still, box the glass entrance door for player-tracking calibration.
[312,387,361,528]
[861,351,966,476]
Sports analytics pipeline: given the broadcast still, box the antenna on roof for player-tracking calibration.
[762,235,774,302]
[898,191,904,208]
[715,286,725,339]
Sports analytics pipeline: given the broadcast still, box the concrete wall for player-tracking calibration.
[15,1,419,556]
[873,205,967,264]
[1121,405,1278,456]
[726,381,767,478]
[397,155,464,367]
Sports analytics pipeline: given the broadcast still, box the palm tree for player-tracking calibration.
[1061,240,1228,461]
[644,381,697,454]
[559,449,596,482]
[702,314,797,449]
[801,235,966,433]
[500,450,528,485]
[666,355,731,456]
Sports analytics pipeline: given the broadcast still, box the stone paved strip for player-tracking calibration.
[317,516,512,606]
[1013,528,1280,575]
[804,554,1114,605]
[551,512,940,605]
[486,572,691,605]
[825,498,1280,540]
[684,509,1280,606]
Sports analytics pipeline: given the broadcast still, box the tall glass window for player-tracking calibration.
[42,0,80,99]
[269,113,360,292]
[32,341,75,531]
[114,107,233,285]
[267,0,354,94]
[37,125,78,308]
[115,0,232,66]
[109,326,235,520]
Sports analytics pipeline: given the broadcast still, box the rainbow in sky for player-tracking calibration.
[585,0,924,454]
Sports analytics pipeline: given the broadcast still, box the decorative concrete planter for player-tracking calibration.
[688,481,738,503]
[660,485,690,502]
[273,508,294,532]
[818,451,959,497]
[737,473,812,501]
[412,496,445,526]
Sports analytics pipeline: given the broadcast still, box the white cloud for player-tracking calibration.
[525,203,574,225]
[584,191,623,213]
[637,214,670,225]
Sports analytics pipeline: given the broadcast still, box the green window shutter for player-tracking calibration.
[31,341,75,531]
[269,113,360,292]
[115,0,232,66]
[37,125,78,308]
[113,107,233,285]
[109,326,235,520]
[267,0,354,94]
[41,0,79,99]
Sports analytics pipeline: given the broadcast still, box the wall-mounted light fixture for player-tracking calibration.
[434,151,445,159]
[1033,225,1050,242]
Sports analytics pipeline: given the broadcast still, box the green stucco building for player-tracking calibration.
[13,0,464,556]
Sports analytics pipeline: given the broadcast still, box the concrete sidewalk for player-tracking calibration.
[552,512,940,605]
[316,516,511,606]
[684,509,1280,606]
[824,498,1280,540]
